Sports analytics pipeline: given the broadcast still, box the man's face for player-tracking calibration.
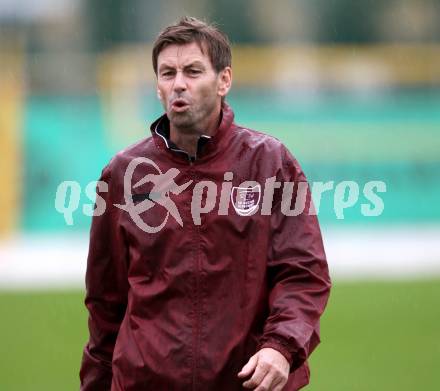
[156,42,231,130]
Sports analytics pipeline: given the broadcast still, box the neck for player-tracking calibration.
[169,105,222,157]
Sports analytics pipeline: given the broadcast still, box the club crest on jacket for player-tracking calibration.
[230,184,261,216]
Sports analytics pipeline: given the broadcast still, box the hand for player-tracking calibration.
[237,347,290,390]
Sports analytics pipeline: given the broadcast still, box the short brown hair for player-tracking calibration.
[152,16,232,74]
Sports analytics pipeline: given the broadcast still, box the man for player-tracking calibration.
[80,16,331,391]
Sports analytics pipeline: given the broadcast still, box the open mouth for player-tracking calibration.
[171,99,190,112]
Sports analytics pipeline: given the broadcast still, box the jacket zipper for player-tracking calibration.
[189,163,201,391]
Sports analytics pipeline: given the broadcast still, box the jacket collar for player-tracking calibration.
[150,102,235,163]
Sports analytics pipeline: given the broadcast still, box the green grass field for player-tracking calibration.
[0,279,439,390]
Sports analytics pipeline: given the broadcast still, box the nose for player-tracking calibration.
[172,71,187,93]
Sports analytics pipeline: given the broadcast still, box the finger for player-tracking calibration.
[271,376,287,391]
[254,371,275,391]
[242,361,270,389]
[237,354,258,378]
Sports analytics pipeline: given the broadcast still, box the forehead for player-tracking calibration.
[157,42,211,68]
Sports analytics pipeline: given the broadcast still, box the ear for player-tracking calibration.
[217,67,232,98]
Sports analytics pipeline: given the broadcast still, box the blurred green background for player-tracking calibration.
[1,0,439,390]
[1,280,439,390]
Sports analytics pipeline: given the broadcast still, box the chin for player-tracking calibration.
[169,113,195,128]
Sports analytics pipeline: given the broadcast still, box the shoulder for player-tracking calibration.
[233,124,299,166]
[101,136,156,176]
[233,124,306,181]
[113,136,156,165]
[234,125,283,148]
[95,137,157,203]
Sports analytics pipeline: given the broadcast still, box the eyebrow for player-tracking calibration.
[185,61,205,68]
[158,61,206,72]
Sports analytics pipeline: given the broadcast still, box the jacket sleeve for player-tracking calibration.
[258,146,331,371]
[79,164,129,390]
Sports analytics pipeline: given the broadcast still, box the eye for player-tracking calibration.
[188,68,202,76]
[160,70,174,78]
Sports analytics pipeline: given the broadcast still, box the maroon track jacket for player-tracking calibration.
[80,103,331,391]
